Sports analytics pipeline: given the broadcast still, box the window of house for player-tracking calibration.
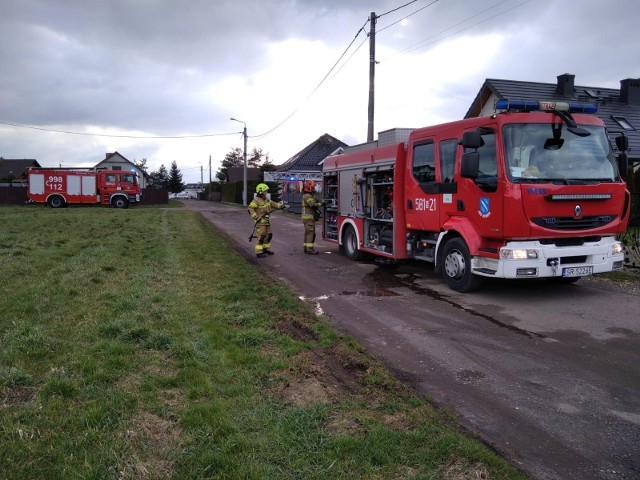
[584,89,600,99]
[412,141,435,183]
[612,116,633,130]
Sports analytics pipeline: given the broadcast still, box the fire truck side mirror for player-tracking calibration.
[460,152,480,179]
[615,134,629,180]
[460,131,484,149]
[615,134,629,152]
[618,152,628,180]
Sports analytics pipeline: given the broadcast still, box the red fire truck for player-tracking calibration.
[322,99,631,292]
[27,168,141,208]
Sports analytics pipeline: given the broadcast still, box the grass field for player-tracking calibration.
[0,205,526,479]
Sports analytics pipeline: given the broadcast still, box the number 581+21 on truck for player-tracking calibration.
[322,99,631,292]
[27,168,142,209]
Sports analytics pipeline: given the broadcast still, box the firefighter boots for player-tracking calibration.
[263,249,275,255]
[304,247,319,255]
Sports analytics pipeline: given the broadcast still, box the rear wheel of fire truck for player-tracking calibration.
[47,195,65,209]
[441,237,483,292]
[342,225,364,261]
[111,196,129,209]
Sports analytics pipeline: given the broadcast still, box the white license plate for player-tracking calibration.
[562,266,593,277]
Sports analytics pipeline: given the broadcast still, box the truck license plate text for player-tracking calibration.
[415,197,436,212]
[562,266,593,277]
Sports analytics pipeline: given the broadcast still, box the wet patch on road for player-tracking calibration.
[362,267,546,339]
[341,288,402,297]
[606,327,634,336]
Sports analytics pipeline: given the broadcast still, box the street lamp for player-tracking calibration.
[230,117,248,206]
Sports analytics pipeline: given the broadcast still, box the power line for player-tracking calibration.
[251,19,370,140]
[378,0,439,33]
[0,120,239,139]
[381,0,528,61]
[378,0,422,18]
[328,36,369,83]
[251,0,441,140]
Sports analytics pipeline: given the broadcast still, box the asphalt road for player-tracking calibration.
[181,200,640,480]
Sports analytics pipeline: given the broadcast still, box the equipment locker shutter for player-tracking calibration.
[82,176,96,195]
[68,176,81,195]
[29,174,45,194]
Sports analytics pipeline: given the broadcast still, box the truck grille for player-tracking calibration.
[531,215,616,230]
[539,236,601,247]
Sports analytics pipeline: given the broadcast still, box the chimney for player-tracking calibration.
[556,73,575,97]
[620,78,640,105]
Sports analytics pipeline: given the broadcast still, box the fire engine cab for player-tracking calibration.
[27,168,141,209]
[322,100,631,292]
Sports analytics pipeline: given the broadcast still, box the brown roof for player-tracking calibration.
[277,133,348,172]
[0,158,41,180]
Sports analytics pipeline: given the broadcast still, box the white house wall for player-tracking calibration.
[479,94,500,116]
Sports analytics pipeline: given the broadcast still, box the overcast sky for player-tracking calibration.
[2,0,639,183]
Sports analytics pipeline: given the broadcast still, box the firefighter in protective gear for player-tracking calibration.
[301,180,324,254]
[248,183,285,258]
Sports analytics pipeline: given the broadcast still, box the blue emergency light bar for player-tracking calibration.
[495,99,597,114]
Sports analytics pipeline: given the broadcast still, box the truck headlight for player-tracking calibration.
[500,248,539,260]
[611,242,624,255]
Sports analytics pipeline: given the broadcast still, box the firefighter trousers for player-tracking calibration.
[255,223,273,254]
[303,218,316,249]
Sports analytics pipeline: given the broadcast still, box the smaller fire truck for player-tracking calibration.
[322,99,631,292]
[27,168,141,208]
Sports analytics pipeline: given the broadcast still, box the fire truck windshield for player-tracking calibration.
[122,173,137,184]
[503,124,617,183]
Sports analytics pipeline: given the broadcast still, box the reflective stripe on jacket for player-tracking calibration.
[301,193,322,220]
[248,196,282,223]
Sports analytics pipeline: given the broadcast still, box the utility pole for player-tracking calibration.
[367,11,377,142]
[209,155,212,200]
[230,117,248,206]
[242,125,248,206]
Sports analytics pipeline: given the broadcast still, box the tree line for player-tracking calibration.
[134,147,276,193]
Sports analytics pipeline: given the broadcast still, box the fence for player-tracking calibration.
[0,187,168,205]
[139,189,168,205]
[0,186,27,205]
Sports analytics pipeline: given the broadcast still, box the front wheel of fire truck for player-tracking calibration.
[342,225,364,261]
[47,195,65,209]
[111,196,129,209]
[441,237,483,293]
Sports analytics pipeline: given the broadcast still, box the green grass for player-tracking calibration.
[0,205,526,479]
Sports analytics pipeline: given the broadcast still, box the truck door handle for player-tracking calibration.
[407,199,413,209]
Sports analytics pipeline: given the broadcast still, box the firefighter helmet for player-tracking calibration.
[256,183,269,194]
[303,180,316,192]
